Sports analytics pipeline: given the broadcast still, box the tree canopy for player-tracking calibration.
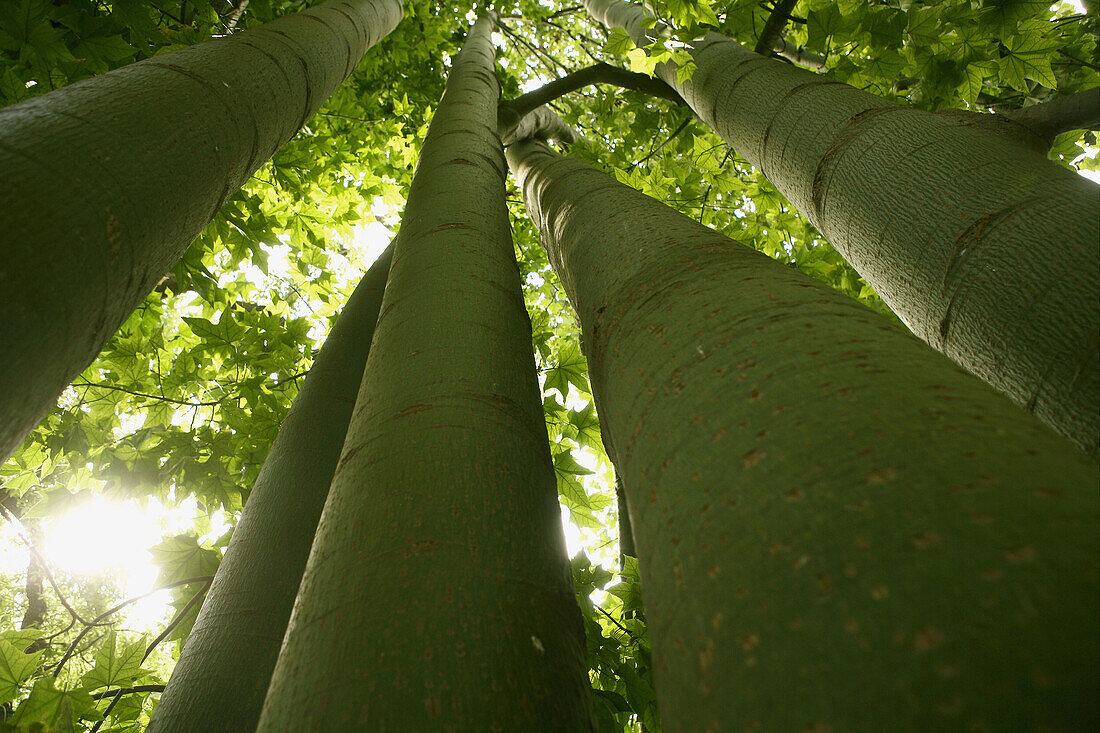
[0,0,1096,729]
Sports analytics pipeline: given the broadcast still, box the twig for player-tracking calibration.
[497,21,570,75]
[53,576,214,678]
[73,381,224,407]
[629,115,693,171]
[698,149,733,221]
[90,579,211,733]
[546,5,583,20]
[91,684,165,701]
[596,604,638,641]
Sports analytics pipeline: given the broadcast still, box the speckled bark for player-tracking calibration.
[509,138,1100,732]
[257,17,592,730]
[582,0,1100,458]
[147,247,392,733]
[0,0,403,464]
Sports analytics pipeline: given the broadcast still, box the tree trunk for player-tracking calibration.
[0,0,403,465]
[508,137,1100,731]
[147,246,392,732]
[257,16,593,730]
[582,0,1100,458]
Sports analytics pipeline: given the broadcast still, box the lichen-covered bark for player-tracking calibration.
[257,17,592,730]
[147,247,392,733]
[509,138,1100,731]
[582,0,1100,458]
[0,0,403,464]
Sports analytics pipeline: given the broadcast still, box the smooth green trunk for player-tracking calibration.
[509,138,1099,731]
[147,247,392,732]
[583,0,1100,458]
[258,17,592,730]
[0,0,403,464]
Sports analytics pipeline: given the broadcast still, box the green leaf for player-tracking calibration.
[544,342,589,398]
[149,535,220,584]
[563,403,604,455]
[12,677,96,731]
[80,632,146,691]
[0,639,43,703]
[999,25,1060,90]
[603,27,634,57]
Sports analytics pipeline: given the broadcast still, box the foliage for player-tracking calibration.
[0,0,1096,729]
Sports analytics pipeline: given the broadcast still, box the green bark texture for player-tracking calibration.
[508,137,1100,731]
[257,16,592,730]
[0,0,403,465]
[147,247,392,733]
[583,0,1100,458]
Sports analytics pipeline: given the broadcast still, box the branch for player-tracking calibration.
[628,114,693,171]
[90,579,211,733]
[755,0,801,55]
[500,107,581,147]
[91,684,165,701]
[503,62,684,122]
[1004,87,1100,146]
[223,0,248,32]
[73,380,224,407]
[53,576,214,678]
[772,38,826,70]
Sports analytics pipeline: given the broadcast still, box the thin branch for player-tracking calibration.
[755,0,800,55]
[503,62,684,121]
[546,4,583,20]
[73,381,224,407]
[53,576,214,678]
[91,684,165,701]
[629,115,693,171]
[142,580,210,664]
[543,19,603,64]
[497,21,570,75]
[90,579,211,733]
[1058,49,1100,72]
[596,604,639,641]
[698,149,733,221]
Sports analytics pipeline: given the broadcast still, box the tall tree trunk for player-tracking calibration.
[0,0,403,465]
[508,137,1099,731]
[258,16,593,730]
[582,0,1100,458]
[147,247,392,732]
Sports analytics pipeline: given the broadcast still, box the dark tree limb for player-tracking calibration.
[20,522,48,653]
[91,684,166,701]
[754,0,801,55]
[1004,87,1100,146]
[501,62,685,124]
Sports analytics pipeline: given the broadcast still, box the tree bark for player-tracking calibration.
[582,0,1100,458]
[0,0,403,465]
[508,136,1100,731]
[147,246,392,732]
[258,16,593,730]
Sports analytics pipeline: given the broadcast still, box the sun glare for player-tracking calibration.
[43,497,160,576]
